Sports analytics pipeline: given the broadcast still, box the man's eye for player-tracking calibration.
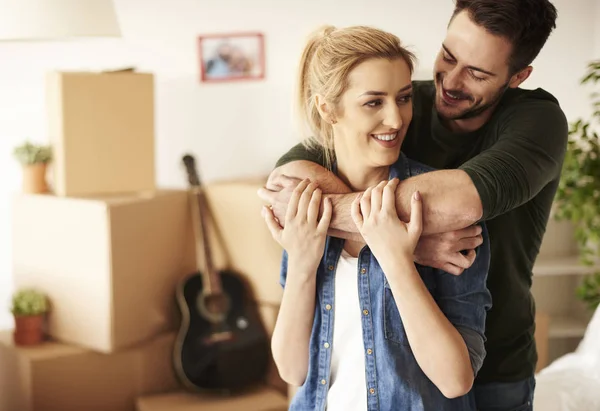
[470,71,486,82]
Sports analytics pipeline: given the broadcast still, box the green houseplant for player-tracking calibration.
[554,59,600,311]
[10,288,49,345]
[12,140,52,194]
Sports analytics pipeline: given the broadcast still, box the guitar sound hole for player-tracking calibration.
[200,292,230,318]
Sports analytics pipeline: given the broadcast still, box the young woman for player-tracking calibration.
[262,25,492,411]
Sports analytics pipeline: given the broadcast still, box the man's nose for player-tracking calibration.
[443,67,463,91]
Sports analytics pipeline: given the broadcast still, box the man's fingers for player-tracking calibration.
[458,235,483,251]
[279,175,303,189]
[263,206,282,241]
[441,263,465,276]
[257,187,277,203]
[448,249,477,269]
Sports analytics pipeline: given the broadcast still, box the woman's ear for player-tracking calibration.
[315,94,337,124]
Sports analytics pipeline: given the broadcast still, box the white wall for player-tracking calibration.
[595,1,600,57]
[0,0,596,329]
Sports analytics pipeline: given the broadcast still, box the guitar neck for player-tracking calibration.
[191,187,222,295]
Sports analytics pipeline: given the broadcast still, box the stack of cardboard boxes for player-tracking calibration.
[1,71,289,411]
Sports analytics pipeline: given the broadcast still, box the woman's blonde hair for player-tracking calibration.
[296,25,417,169]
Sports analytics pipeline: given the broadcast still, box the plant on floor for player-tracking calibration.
[10,288,49,346]
[554,59,600,311]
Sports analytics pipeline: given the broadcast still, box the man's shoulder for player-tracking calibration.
[500,86,564,114]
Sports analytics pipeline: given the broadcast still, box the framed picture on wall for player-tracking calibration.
[198,32,265,83]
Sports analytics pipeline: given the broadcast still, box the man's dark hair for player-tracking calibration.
[452,0,558,74]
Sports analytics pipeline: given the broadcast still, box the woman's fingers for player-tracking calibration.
[307,187,322,223]
[351,192,363,228]
[360,186,373,218]
[263,206,283,241]
[408,191,423,240]
[370,180,387,212]
[317,197,333,233]
[383,178,400,214]
[286,178,310,222]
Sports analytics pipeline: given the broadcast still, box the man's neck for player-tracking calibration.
[442,102,500,134]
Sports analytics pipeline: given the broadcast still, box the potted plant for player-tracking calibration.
[554,59,600,311]
[10,288,49,345]
[12,140,52,194]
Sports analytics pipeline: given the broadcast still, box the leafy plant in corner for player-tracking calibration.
[12,140,52,166]
[554,59,600,311]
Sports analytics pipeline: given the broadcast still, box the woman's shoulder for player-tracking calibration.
[391,152,438,179]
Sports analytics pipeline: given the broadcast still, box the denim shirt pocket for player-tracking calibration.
[382,267,437,346]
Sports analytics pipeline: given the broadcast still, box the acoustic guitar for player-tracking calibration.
[173,154,270,393]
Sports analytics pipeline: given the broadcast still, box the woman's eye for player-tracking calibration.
[365,100,382,107]
[397,94,413,104]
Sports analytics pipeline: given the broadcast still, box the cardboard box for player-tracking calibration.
[0,331,179,411]
[12,190,196,353]
[46,70,155,196]
[136,387,288,411]
[202,180,284,306]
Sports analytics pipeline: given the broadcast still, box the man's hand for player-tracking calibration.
[414,225,483,275]
[258,173,302,225]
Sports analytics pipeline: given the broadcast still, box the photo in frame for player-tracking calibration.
[198,32,265,83]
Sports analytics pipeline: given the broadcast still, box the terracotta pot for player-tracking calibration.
[13,314,45,346]
[22,163,49,194]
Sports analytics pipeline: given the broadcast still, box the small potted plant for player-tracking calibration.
[554,59,600,311]
[12,140,52,194]
[10,288,49,345]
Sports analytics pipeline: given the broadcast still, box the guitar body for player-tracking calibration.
[174,269,270,392]
[173,153,270,393]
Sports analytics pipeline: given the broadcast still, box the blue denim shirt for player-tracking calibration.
[279,153,492,411]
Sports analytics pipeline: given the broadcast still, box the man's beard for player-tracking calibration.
[435,73,510,121]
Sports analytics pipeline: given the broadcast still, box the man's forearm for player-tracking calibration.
[324,170,482,235]
[273,161,483,236]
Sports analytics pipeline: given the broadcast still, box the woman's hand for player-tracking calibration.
[263,178,332,273]
[351,179,423,263]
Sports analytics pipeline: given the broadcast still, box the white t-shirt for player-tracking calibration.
[326,249,368,411]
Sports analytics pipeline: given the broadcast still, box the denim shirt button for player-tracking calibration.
[367,348,373,355]
[324,342,330,348]
[363,309,369,316]
[321,379,327,385]
[328,265,334,271]
[325,304,332,310]
[360,268,366,274]
[369,388,376,395]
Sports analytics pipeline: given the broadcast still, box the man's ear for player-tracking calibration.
[315,94,336,124]
[509,66,532,88]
